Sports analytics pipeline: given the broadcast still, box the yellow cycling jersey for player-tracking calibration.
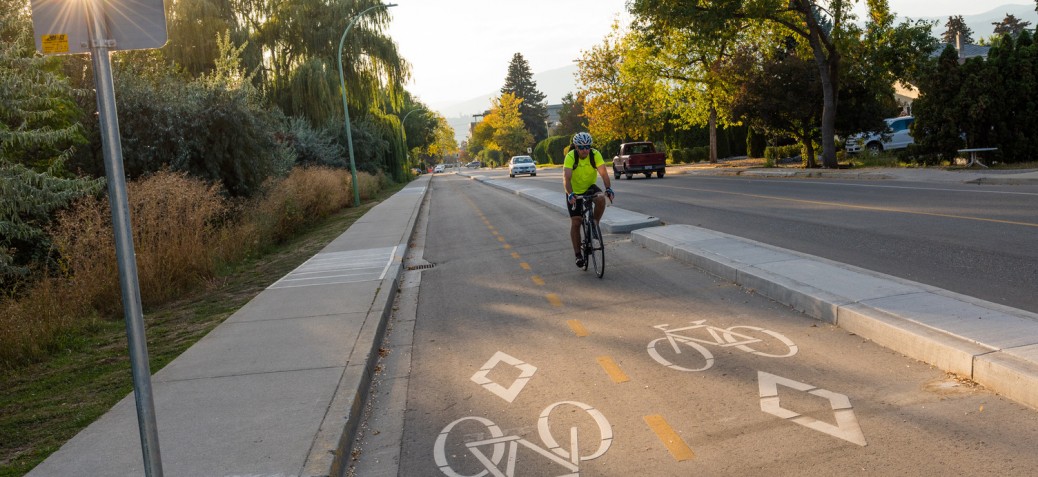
[564,149,605,194]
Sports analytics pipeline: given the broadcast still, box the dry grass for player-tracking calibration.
[0,167,387,369]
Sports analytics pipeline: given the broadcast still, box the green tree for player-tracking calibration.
[487,93,534,158]
[577,21,667,143]
[426,115,458,160]
[992,14,1032,37]
[638,20,754,163]
[501,53,548,143]
[630,0,859,168]
[0,0,85,173]
[555,92,588,138]
[836,9,937,136]
[730,51,823,167]
[912,46,966,162]
[942,15,974,44]
[0,164,103,289]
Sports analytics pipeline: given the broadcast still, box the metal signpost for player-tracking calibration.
[30,1,168,475]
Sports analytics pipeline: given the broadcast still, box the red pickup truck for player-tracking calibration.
[612,141,666,179]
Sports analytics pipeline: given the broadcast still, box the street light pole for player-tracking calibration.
[399,108,423,173]
[338,2,397,206]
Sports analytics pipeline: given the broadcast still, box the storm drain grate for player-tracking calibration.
[406,263,435,271]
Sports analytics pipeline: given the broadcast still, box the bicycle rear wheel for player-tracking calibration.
[588,218,604,278]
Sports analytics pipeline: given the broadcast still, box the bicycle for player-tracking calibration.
[577,193,605,278]
[647,320,798,372]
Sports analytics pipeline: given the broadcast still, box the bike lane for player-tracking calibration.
[364,174,1038,476]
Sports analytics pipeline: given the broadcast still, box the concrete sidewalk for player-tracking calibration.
[29,176,431,477]
[462,170,1038,411]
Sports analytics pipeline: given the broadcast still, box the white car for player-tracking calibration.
[433,164,445,173]
[845,116,915,154]
[508,155,536,177]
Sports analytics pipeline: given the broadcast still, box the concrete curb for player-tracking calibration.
[631,224,1038,410]
[463,173,660,233]
[301,177,430,477]
[966,177,1038,185]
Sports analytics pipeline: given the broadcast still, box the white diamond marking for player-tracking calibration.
[471,351,538,403]
[758,371,867,446]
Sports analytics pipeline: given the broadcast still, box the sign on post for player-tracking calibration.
[30,0,167,55]
[29,1,168,475]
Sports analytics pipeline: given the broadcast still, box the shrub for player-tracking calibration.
[532,139,549,164]
[747,128,767,158]
[279,116,342,169]
[543,135,571,164]
[1,165,387,368]
[764,145,801,162]
[689,146,709,162]
[668,148,685,164]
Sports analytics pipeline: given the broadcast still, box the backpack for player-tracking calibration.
[570,147,599,170]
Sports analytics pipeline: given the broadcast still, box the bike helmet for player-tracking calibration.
[572,132,593,147]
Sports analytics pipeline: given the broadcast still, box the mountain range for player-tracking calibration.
[440,4,1037,144]
[918,3,1036,42]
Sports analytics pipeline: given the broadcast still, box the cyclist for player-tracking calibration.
[564,132,614,268]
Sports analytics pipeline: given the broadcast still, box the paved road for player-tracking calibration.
[472,167,1038,314]
[348,174,1038,476]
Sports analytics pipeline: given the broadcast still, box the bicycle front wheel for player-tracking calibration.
[588,219,604,278]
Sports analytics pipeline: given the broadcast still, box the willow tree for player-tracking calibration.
[163,0,238,77]
[238,0,409,125]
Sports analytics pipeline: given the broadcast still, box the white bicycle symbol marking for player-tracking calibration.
[433,401,612,477]
[647,320,798,372]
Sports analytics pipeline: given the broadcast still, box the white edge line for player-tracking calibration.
[379,245,401,280]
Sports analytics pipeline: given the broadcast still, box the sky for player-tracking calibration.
[385,1,1035,108]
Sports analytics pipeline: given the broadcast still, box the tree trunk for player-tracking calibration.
[803,131,817,169]
[709,103,718,163]
[798,1,841,168]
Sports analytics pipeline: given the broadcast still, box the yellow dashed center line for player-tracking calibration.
[644,414,695,461]
[497,236,505,242]
[511,252,521,259]
[546,293,563,307]
[567,319,588,336]
[531,275,545,286]
[596,356,629,383]
[519,262,531,271]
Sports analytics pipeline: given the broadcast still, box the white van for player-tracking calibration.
[845,116,914,154]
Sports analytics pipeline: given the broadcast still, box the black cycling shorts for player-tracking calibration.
[566,184,603,217]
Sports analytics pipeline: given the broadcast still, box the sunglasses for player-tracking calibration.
[576,145,591,150]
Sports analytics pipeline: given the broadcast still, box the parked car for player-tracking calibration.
[508,155,536,177]
[466,161,481,168]
[613,142,666,179]
[845,116,915,154]
[433,164,445,173]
